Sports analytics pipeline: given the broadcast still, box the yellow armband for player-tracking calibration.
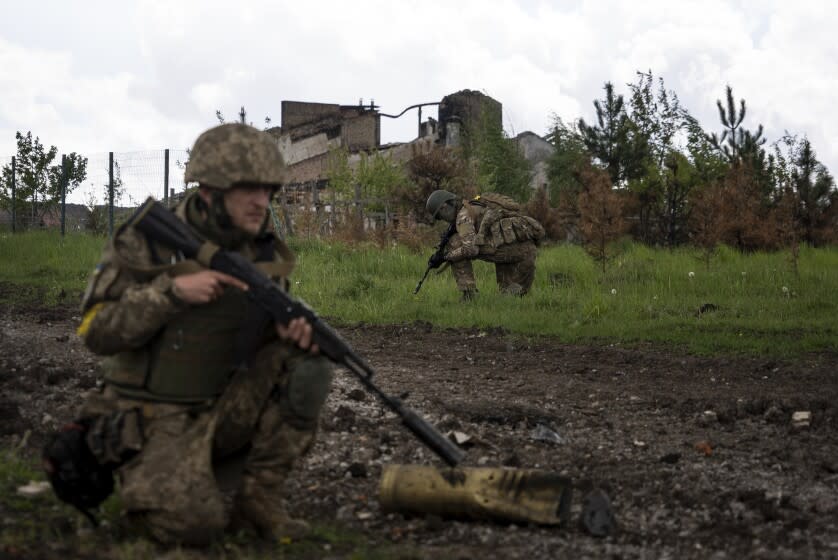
[76,302,105,337]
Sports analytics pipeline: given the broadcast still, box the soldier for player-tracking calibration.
[425,189,545,301]
[74,123,333,545]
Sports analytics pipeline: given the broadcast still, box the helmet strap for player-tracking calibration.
[188,190,252,249]
[209,190,233,229]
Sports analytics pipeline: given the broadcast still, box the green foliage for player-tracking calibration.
[772,134,836,244]
[578,82,649,186]
[402,147,472,220]
[285,238,838,357]
[325,147,354,197]
[356,151,408,204]
[545,116,589,202]
[0,230,104,305]
[465,104,532,202]
[0,131,88,228]
[683,114,728,185]
[705,86,775,201]
[624,71,701,244]
[326,148,407,210]
[2,227,836,359]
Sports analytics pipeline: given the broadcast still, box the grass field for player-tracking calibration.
[1,231,836,357]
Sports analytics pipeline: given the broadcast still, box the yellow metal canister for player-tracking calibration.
[378,465,572,525]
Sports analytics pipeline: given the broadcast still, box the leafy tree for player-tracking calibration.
[545,116,590,203]
[355,151,408,207]
[324,147,407,237]
[772,134,836,244]
[578,82,648,186]
[654,152,702,246]
[628,71,684,166]
[401,147,472,222]
[466,104,532,202]
[683,114,728,185]
[0,131,87,228]
[625,71,693,243]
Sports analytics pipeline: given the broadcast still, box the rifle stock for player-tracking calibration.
[129,198,465,467]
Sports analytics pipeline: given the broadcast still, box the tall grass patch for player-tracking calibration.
[0,231,106,304]
[291,240,838,357]
[1,231,836,356]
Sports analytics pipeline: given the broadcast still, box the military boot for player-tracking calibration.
[233,474,310,541]
[232,416,316,542]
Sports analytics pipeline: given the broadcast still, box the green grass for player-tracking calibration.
[1,230,836,357]
[289,238,838,357]
[0,230,107,305]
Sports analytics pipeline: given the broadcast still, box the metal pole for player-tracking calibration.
[60,155,67,237]
[10,156,15,233]
[108,152,114,237]
[164,148,170,206]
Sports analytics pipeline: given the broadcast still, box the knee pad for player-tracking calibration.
[281,356,333,427]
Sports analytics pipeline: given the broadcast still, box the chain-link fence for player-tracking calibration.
[1,147,422,241]
[0,149,189,234]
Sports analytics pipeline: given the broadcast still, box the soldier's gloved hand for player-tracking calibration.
[173,270,249,304]
[277,317,320,355]
[428,252,446,269]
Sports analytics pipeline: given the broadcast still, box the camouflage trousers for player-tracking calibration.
[448,239,538,295]
[78,341,333,545]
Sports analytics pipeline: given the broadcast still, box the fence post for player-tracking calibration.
[10,156,15,233]
[108,152,114,237]
[354,183,363,233]
[164,148,170,206]
[60,155,67,237]
[279,185,294,238]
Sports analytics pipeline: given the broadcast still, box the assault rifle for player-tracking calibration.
[130,198,465,467]
[413,220,457,295]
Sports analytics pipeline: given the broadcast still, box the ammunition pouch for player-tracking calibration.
[488,216,545,248]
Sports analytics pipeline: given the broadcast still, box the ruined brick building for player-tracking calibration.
[266,89,553,192]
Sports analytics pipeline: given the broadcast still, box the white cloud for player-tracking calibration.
[1,0,837,178]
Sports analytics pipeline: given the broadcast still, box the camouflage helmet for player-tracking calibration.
[425,190,458,219]
[184,123,285,189]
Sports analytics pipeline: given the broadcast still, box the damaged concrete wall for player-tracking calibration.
[278,132,342,166]
[281,101,343,129]
[275,90,546,192]
[514,131,554,191]
[438,90,502,147]
[276,100,381,185]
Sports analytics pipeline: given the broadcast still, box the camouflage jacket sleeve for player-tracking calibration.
[444,205,479,262]
[78,228,188,356]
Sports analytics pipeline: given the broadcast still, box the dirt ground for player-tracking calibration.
[1,301,837,559]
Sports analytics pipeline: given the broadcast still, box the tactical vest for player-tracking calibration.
[465,194,545,249]
[99,209,295,404]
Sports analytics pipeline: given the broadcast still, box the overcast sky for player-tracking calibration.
[2,0,836,183]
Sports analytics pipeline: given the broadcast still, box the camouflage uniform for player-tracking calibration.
[444,199,543,296]
[76,124,332,545]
